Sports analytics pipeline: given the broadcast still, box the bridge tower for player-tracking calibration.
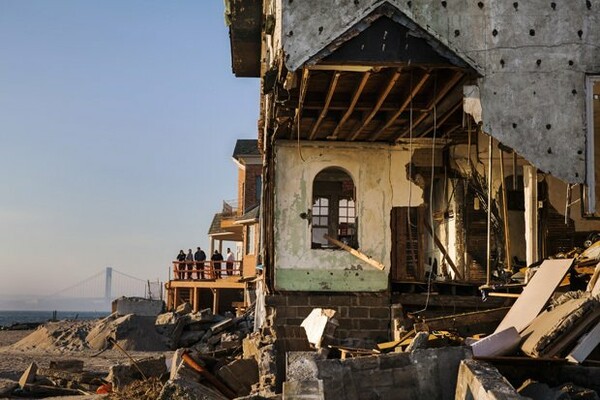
[105,267,112,302]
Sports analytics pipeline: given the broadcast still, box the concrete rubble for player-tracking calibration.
[4,255,600,399]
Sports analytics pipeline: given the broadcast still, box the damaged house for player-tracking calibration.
[226,0,600,343]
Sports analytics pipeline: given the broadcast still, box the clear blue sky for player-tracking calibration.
[0,1,259,297]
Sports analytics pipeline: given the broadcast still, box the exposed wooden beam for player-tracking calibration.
[395,71,463,141]
[441,123,462,138]
[308,72,340,140]
[370,71,431,142]
[418,100,462,137]
[349,69,401,141]
[303,101,427,112]
[329,71,370,139]
[290,68,310,139]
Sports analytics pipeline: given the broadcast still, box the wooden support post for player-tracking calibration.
[523,165,539,267]
[212,288,219,315]
[193,287,199,313]
[486,135,493,286]
[423,221,463,280]
[173,287,180,310]
[499,147,512,272]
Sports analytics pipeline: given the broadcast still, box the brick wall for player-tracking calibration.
[266,292,390,342]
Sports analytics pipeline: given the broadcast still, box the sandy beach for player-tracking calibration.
[0,328,173,382]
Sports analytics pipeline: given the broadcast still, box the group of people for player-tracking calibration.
[175,247,236,280]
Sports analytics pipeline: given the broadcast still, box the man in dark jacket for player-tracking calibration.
[211,250,224,279]
[194,247,207,279]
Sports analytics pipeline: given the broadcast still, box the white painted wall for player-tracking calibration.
[274,141,425,273]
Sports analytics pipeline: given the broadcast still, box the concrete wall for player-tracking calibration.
[273,141,426,291]
[278,0,600,184]
[315,347,472,400]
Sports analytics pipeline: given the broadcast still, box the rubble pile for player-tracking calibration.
[11,320,95,352]
[155,302,254,353]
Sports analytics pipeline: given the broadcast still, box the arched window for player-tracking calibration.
[311,167,358,249]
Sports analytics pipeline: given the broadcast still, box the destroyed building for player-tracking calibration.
[165,139,261,314]
[225,0,600,340]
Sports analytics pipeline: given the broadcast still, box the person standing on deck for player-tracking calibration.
[226,248,235,276]
[211,250,223,278]
[185,249,194,279]
[176,250,186,279]
[194,247,206,279]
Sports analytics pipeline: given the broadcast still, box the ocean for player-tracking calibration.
[0,310,109,328]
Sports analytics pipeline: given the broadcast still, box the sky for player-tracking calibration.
[0,1,260,300]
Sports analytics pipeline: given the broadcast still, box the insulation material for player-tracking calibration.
[463,85,482,124]
[520,295,600,358]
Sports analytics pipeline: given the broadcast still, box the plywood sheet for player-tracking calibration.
[494,259,573,334]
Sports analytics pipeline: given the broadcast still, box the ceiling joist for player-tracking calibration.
[349,69,402,141]
[329,71,371,140]
[309,72,340,140]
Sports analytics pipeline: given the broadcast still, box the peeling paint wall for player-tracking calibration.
[273,141,425,291]
[279,0,600,184]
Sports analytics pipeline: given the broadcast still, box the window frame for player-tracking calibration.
[311,167,358,249]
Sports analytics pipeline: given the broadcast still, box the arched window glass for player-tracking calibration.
[311,167,358,249]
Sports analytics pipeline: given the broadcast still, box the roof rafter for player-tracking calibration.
[418,100,463,137]
[290,68,311,139]
[395,70,463,141]
[309,71,341,140]
[329,71,371,140]
[349,69,402,141]
[370,70,431,142]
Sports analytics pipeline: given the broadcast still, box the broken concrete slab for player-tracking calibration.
[300,308,338,349]
[286,352,321,382]
[282,379,325,400]
[176,302,193,315]
[455,359,524,399]
[87,314,168,351]
[157,378,228,400]
[405,331,429,352]
[495,259,574,334]
[107,356,167,391]
[48,359,84,372]
[216,358,259,397]
[114,296,164,317]
[471,327,520,358]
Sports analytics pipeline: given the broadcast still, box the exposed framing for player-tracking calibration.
[585,76,600,214]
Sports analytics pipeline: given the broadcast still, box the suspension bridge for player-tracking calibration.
[15,268,163,312]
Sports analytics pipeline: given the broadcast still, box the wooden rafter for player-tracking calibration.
[309,72,340,140]
[395,70,463,141]
[370,70,431,142]
[418,100,462,137]
[329,71,371,139]
[291,68,310,139]
[441,124,462,138]
[349,69,401,141]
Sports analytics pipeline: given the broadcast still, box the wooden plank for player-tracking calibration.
[396,293,508,309]
[567,320,600,363]
[330,71,371,139]
[291,68,310,139]
[494,258,574,334]
[588,261,600,295]
[421,307,511,331]
[349,69,401,141]
[324,234,385,270]
[370,70,431,141]
[309,72,340,140]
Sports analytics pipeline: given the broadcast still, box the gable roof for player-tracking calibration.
[232,139,260,161]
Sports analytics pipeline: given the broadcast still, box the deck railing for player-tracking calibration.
[172,260,243,280]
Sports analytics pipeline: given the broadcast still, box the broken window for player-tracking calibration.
[311,167,358,249]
